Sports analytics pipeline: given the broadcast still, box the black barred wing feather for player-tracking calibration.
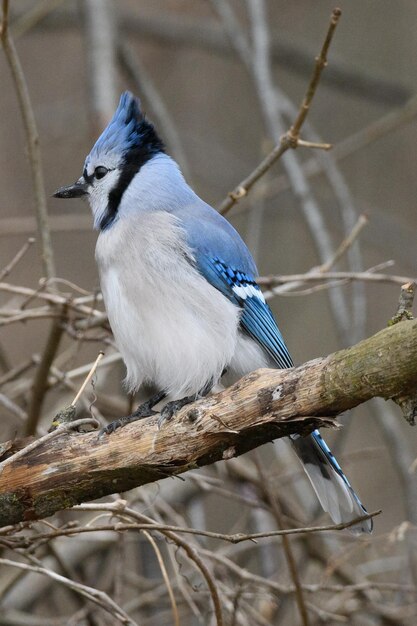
[200,257,293,369]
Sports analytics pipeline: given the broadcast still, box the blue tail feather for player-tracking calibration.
[291,429,372,534]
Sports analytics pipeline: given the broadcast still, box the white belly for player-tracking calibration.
[96,211,241,397]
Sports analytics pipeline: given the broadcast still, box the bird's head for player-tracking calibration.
[54,91,165,230]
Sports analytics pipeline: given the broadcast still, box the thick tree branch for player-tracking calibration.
[0,319,416,527]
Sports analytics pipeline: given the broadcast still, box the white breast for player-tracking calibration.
[95,211,241,398]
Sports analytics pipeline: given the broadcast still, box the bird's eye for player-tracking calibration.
[94,166,108,180]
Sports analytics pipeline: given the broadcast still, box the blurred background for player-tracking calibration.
[0,1,417,624]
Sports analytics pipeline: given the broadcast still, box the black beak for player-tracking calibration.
[53,178,88,199]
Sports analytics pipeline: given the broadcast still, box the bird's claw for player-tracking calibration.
[157,397,195,429]
[98,416,130,438]
[98,403,159,438]
[157,404,176,429]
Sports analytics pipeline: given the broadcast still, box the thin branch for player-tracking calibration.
[202,549,416,595]
[317,214,368,273]
[0,392,27,422]
[263,91,417,203]
[0,238,35,282]
[0,359,34,388]
[1,507,379,547]
[254,453,310,626]
[1,1,55,279]
[25,305,68,435]
[258,270,416,290]
[218,8,341,215]
[0,308,62,327]
[0,214,92,237]
[71,351,104,406]
[81,0,118,134]
[290,9,341,138]
[11,0,66,39]
[121,509,224,626]
[0,281,103,318]
[295,139,332,150]
[0,557,137,626]
[142,530,180,626]
[294,119,367,341]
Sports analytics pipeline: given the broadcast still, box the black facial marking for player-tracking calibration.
[83,167,94,185]
[99,119,165,231]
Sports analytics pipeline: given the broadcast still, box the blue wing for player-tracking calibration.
[201,257,294,369]
[176,199,292,367]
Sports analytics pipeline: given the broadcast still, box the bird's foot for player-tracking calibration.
[158,395,196,429]
[99,391,166,437]
[98,413,142,437]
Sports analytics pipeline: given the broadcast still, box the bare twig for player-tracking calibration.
[0,214,92,237]
[290,10,341,138]
[295,139,332,150]
[202,548,415,595]
[12,0,66,39]
[51,352,121,383]
[0,557,137,625]
[0,238,35,282]
[0,359,34,388]
[0,504,377,545]
[26,305,68,435]
[121,509,224,626]
[254,454,310,626]
[218,8,341,215]
[0,392,27,422]
[292,118,367,341]
[263,91,417,203]
[81,0,118,134]
[0,282,103,318]
[142,530,180,626]
[317,214,368,273]
[71,351,104,406]
[0,308,62,327]
[1,1,55,279]
[258,269,415,291]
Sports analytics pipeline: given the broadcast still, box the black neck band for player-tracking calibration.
[99,122,165,231]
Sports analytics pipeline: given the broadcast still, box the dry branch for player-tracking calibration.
[0,319,416,527]
[218,7,341,215]
[1,0,55,280]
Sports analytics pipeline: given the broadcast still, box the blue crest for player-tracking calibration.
[89,91,164,160]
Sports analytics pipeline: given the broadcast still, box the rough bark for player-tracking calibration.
[0,319,416,527]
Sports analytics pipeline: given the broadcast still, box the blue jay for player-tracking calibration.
[55,92,371,533]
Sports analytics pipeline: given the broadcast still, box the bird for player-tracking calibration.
[54,91,372,533]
